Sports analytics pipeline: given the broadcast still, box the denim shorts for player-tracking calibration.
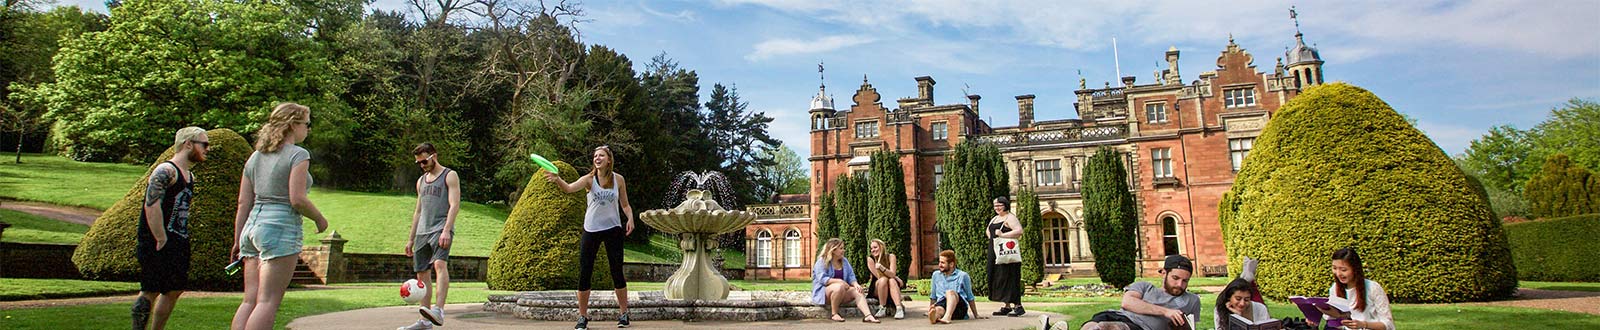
[238,203,304,260]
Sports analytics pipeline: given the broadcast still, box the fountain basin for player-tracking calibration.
[638,189,757,300]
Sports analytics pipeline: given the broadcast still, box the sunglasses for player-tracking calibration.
[191,141,211,150]
[415,154,436,165]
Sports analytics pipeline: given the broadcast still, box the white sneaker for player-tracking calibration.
[399,319,434,330]
[873,306,886,318]
[1038,315,1051,330]
[894,307,905,319]
[420,306,444,326]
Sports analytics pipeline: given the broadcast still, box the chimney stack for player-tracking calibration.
[915,76,936,104]
[1017,94,1036,128]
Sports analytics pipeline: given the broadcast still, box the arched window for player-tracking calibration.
[756,230,773,268]
[1162,216,1181,256]
[1044,212,1072,267]
[784,229,802,267]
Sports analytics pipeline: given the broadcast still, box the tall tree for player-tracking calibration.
[935,141,1005,293]
[834,174,871,280]
[815,191,838,245]
[1460,125,1534,194]
[703,83,781,207]
[2,5,107,161]
[1530,98,1600,173]
[641,53,715,204]
[1083,146,1137,288]
[757,144,809,195]
[1017,188,1045,286]
[1524,154,1600,219]
[867,150,912,278]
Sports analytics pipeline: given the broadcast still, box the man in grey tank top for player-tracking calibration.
[402,143,461,330]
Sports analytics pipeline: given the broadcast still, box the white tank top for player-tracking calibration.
[584,173,622,232]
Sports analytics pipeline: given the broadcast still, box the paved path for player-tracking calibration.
[1455,288,1600,316]
[0,200,101,225]
[288,301,1081,330]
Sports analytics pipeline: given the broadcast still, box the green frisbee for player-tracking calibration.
[528,153,558,174]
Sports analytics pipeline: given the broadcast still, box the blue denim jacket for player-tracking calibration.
[930,268,975,304]
[811,258,859,305]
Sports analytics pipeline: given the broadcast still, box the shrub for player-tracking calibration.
[1083,146,1137,289]
[1017,188,1045,285]
[867,150,912,278]
[71,128,250,290]
[1219,83,1517,303]
[833,174,871,281]
[934,141,1006,294]
[486,161,612,291]
[1523,154,1600,219]
[1506,214,1600,282]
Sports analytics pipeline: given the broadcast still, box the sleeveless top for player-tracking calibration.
[414,168,452,235]
[583,173,622,232]
[138,161,194,241]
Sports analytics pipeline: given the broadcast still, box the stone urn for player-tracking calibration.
[638,189,757,300]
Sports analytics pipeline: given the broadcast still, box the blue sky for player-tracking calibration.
[58,0,1600,164]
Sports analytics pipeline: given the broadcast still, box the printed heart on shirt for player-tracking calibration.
[1005,241,1016,249]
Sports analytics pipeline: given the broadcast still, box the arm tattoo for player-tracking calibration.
[145,167,172,207]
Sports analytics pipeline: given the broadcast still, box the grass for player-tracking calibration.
[1034,294,1600,330]
[0,278,141,301]
[0,154,147,210]
[1520,281,1600,292]
[728,280,811,292]
[0,282,504,330]
[0,153,734,264]
[1050,276,1233,288]
[0,209,87,244]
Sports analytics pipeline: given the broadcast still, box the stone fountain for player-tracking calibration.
[639,189,757,300]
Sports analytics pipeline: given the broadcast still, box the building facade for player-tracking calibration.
[745,32,1325,280]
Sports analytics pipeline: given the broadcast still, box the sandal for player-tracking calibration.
[831,314,846,322]
[863,317,881,323]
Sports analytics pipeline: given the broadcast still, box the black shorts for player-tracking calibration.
[932,296,969,320]
[1088,311,1146,330]
[413,231,452,273]
[136,237,191,293]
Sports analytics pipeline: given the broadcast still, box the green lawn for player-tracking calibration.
[1034,294,1600,330]
[729,280,811,292]
[0,209,88,244]
[0,154,147,210]
[1520,281,1600,292]
[1051,276,1232,288]
[0,282,504,330]
[0,278,141,301]
[0,153,735,264]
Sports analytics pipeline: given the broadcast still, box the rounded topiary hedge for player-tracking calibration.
[71,128,251,291]
[487,161,613,291]
[1506,214,1600,282]
[1219,83,1518,303]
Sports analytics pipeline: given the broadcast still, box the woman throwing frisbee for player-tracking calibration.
[544,145,633,329]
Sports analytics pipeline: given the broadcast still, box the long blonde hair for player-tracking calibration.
[816,238,844,267]
[591,145,616,187]
[868,239,887,268]
[255,103,310,153]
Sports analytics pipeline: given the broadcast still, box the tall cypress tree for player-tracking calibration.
[816,191,839,248]
[1083,146,1138,288]
[868,150,913,278]
[935,141,1005,293]
[835,174,871,280]
[1017,188,1045,286]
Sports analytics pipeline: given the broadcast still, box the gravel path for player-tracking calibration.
[0,200,101,225]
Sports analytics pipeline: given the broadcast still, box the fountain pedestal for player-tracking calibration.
[640,190,755,301]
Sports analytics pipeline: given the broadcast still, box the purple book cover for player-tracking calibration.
[1290,296,1351,326]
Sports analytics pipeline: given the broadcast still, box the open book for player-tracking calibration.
[1290,296,1352,326]
[1227,314,1282,330]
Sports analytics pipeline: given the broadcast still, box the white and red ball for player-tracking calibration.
[400,279,427,304]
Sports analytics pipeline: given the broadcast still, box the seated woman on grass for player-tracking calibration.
[810,238,880,323]
[1215,278,1271,330]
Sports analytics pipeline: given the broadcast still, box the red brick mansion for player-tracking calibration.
[745,31,1326,280]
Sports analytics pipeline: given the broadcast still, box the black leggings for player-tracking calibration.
[578,226,627,291]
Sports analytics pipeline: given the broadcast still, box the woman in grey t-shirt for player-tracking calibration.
[230,103,331,330]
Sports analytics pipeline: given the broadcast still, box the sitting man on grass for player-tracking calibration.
[928,250,986,324]
[1041,255,1200,330]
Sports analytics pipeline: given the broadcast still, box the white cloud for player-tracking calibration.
[1416,121,1485,154]
[746,35,875,61]
[638,2,698,23]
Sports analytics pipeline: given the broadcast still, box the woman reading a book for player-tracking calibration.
[1323,247,1394,330]
[1215,278,1272,330]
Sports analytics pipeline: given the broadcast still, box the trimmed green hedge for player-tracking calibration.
[1083,146,1137,289]
[815,191,837,248]
[1017,188,1045,285]
[1220,83,1518,303]
[867,150,912,278]
[486,161,612,291]
[1506,214,1600,281]
[71,129,250,290]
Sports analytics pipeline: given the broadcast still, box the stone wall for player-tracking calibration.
[0,242,82,279]
[295,233,742,284]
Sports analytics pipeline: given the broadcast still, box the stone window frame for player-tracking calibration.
[755,229,773,268]
[1144,102,1169,124]
[1229,137,1255,172]
[1034,159,1063,186]
[1224,87,1258,108]
[855,120,880,139]
[1161,214,1183,256]
[783,229,803,267]
[1151,148,1174,178]
[931,121,949,141]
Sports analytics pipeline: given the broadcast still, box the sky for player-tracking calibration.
[55,0,1600,167]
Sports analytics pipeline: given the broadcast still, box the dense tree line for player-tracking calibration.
[1,0,789,217]
[1456,98,1599,219]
